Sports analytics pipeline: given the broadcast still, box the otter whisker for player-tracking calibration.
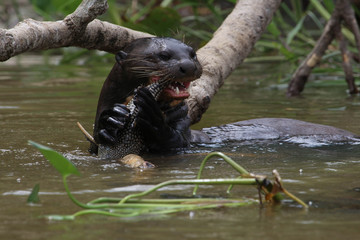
[123,58,154,63]
[130,66,157,70]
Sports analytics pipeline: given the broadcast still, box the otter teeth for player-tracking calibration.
[175,87,180,94]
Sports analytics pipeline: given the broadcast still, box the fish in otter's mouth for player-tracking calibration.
[162,81,191,100]
[149,76,192,100]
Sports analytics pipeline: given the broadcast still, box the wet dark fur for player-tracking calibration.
[90,38,360,157]
[90,37,202,155]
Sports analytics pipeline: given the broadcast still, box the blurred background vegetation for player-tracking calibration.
[0,0,359,86]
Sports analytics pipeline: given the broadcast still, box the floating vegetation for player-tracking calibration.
[28,140,308,220]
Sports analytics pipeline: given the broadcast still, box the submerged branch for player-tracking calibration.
[287,0,360,96]
[287,8,339,96]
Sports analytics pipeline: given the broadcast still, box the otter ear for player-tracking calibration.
[115,51,127,64]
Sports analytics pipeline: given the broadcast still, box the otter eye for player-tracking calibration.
[190,50,196,60]
[158,51,171,61]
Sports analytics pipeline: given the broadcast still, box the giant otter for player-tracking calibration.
[91,37,360,160]
[90,37,202,158]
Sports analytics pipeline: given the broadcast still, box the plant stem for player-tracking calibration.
[193,152,251,195]
[282,188,309,209]
[119,178,257,204]
[72,199,257,219]
[63,175,90,209]
[72,209,140,218]
[63,175,257,210]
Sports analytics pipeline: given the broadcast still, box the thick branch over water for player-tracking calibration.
[0,0,151,61]
[0,0,281,124]
[186,0,282,124]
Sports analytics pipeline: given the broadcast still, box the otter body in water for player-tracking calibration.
[191,118,360,147]
[90,37,359,161]
[91,37,202,159]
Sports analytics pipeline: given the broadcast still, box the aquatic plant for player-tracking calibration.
[28,140,307,220]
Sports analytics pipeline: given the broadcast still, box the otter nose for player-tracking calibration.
[179,60,196,76]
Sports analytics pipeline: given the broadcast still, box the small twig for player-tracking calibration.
[336,26,358,94]
[257,186,263,205]
[287,9,339,96]
[341,0,360,56]
[77,122,97,145]
[287,0,360,96]
[272,170,309,209]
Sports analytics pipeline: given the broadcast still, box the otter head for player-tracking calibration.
[116,37,202,102]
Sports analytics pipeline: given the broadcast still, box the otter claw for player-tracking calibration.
[98,129,116,144]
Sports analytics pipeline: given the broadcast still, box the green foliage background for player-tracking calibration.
[6,0,359,85]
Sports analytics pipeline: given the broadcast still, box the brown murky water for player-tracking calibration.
[1,56,360,239]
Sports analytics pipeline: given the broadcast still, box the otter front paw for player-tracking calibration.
[98,103,130,145]
[133,88,167,139]
[134,88,190,150]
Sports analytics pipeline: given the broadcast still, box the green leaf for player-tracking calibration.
[54,0,82,15]
[27,184,40,204]
[29,0,81,19]
[278,45,296,60]
[28,140,80,177]
[286,15,306,46]
[267,21,281,37]
[323,0,335,12]
[310,0,331,20]
[124,7,181,36]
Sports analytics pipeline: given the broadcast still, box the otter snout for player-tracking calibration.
[178,59,202,80]
[179,60,195,75]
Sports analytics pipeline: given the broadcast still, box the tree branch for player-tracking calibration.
[286,0,359,97]
[0,0,281,124]
[286,10,340,97]
[0,0,151,61]
[337,26,358,94]
[186,0,282,124]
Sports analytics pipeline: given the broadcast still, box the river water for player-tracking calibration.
[1,56,360,239]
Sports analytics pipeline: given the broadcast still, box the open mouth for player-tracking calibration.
[150,76,192,100]
[162,81,191,100]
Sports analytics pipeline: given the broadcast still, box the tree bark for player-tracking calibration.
[0,0,281,124]
[286,11,339,97]
[0,0,151,61]
[186,0,282,124]
[336,27,357,94]
[287,0,359,97]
